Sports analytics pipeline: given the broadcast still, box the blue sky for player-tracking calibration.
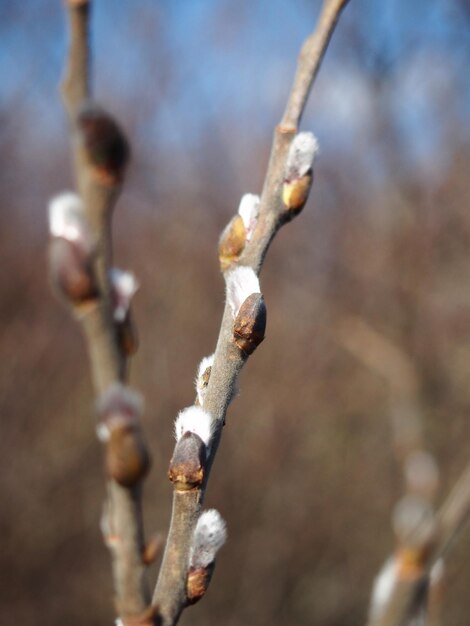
[1,0,469,187]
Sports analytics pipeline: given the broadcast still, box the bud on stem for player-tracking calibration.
[96,384,150,488]
[282,132,319,217]
[233,292,266,355]
[77,102,130,187]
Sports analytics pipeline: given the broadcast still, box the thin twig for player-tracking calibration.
[152,1,350,624]
[60,2,152,621]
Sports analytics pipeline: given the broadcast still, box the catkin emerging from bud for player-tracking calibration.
[282,132,319,215]
[96,384,150,488]
[48,193,98,306]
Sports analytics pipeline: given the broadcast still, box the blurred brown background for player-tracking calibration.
[1,1,470,624]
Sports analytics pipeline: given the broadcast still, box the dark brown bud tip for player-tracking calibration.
[49,237,99,305]
[218,214,247,272]
[282,171,313,216]
[168,432,206,490]
[233,293,266,356]
[186,562,215,605]
[116,312,139,357]
[106,424,151,487]
[77,102,130,186]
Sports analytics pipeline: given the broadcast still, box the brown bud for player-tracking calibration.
[282,171,313,215]
[218,215,247,271]
[168,432,206,490]
[49,237,99,305]
[77,102,130,186]
[116,312,139,357]
[233,292,266,355]
[397,547,428,581]
[106,423,150,487]
[142,534,164,566]
[186,563,215,605]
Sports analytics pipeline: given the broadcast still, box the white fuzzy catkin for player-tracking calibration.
[368,557,399,621]
[195,354,214,406]
[110,268,139,322]
[237,193,260,241]
[48,191,87,242]
[284,132,319,181]
[226,266,261,318]
[190,509,227,568]
[174,406,213,447]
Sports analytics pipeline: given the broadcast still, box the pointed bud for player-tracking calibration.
[195,355,214,406]
[96,384,150,488]
[233,293,266,355]
[237,194,260,242]
[282,132,319,216]
[168,432,207,490]
[218,215,246,272]
[225,266,261,318]
[77,102,130,186]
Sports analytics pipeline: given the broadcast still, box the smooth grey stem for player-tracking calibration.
[152,2,351,624]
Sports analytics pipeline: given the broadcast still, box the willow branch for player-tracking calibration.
[152,1,350,624]
[59,2,153,622]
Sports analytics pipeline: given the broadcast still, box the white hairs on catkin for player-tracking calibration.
[284,132,319,180]
[237,194,260,241]
[190,509,227,568]
[195,354,214,406]
[48,191,87,241]
[369,557,398,621]
[110,268,139,322]
[174,406,213,447]
[226,266,261,318]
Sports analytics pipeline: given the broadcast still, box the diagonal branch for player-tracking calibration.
[152,2,350,625]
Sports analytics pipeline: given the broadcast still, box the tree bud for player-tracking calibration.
[218,215,246,271]
[282,172,313,215]
[49,236,99,305]
[116,312,139,357]
[77,102,130,186]
[168,432,207,490]
[233,292,266,355]
[186,563,215,605]
[96,385,150,487]
[282,131,318,217]
[106,423,150,487]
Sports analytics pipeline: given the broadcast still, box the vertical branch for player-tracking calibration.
[152,2,350,625]
[54,2,155,623]
[337,319,470,625]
